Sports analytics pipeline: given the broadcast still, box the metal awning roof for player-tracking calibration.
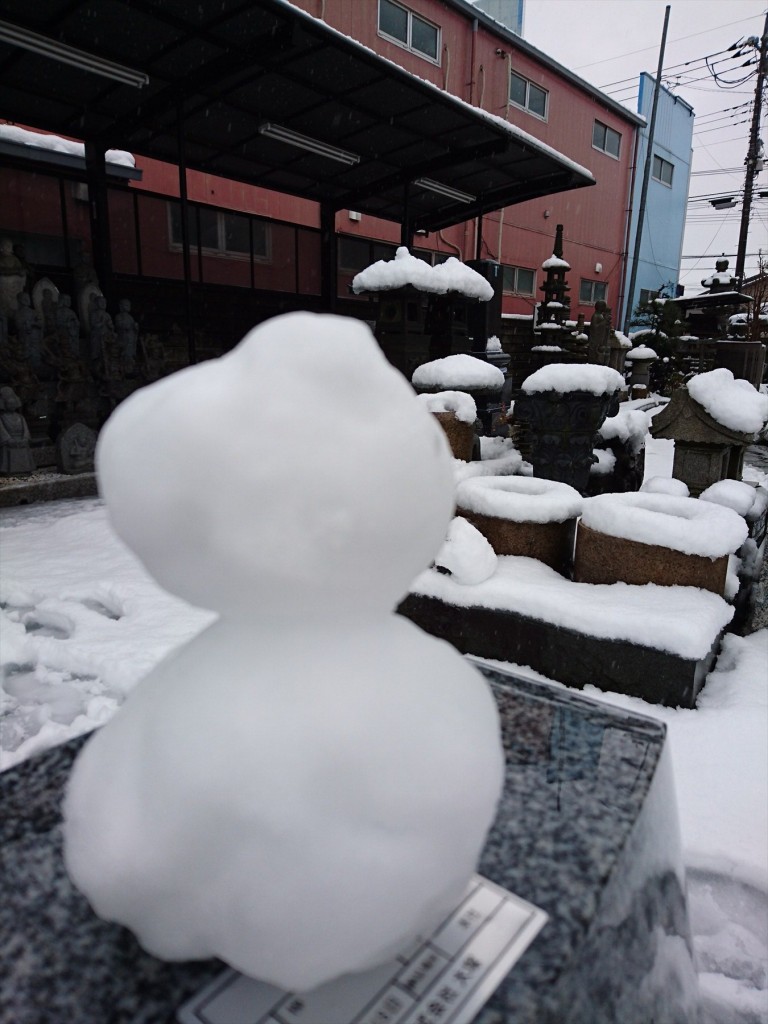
[0,0,595,232]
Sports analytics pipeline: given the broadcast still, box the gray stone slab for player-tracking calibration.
[0,670,698,1023]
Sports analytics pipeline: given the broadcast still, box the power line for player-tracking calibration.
[572,15,759,71]
[599,46,739,90]
[680,252,762,258]
[690,167,744,175]
[693,119,750,136]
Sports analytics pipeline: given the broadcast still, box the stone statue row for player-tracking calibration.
[1,235,140,372]
[0,236,156,457]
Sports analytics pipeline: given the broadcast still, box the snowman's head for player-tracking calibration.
[96,312,455,618]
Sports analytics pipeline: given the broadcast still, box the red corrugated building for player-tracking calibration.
[118,0,641,320]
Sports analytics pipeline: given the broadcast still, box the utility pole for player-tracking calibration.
[735,11,768,289]
[623,5,671,335]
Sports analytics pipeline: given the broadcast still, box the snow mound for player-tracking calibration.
[599,407,650,452]
[351,246,493,300]
[434,517,497,584]
[626,346,658,360]
[641,476,690,498]
[591,448,617,475]
[581,493,748,559]
[699,480,759,519]
[454,448,524,483]
[417,389,477,423]
[412,353,505,391]
[457,475,583,523]
[542,254,570,270]
[688,369,768,436]
[521,362,625,396]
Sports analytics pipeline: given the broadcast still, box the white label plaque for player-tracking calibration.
[177,875,547,1024]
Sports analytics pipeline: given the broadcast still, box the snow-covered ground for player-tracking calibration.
[1,439,767,1021]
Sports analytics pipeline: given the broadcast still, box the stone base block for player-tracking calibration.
[0,473,98,508]
[573,523,727,595]
[433,412,474,461]
[398,593,719,707]
[457,508,575,576]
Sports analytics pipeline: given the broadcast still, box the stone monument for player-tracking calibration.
[0,386,36,475]
[55,295,81,360]
[89,295,116,372]
[13,293,44,372]
[0,237,26,318]
[587,300,611,364]
[114,299,139,373]
[514,364,625,495]
[13,242,36,290]
[650,386,756,495]
[56,422,97,475]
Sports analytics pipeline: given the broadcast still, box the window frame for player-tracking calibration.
[168,205,270,262]
[652,154,674,187]
[502,264,536,296]
[508,71,549,121]
[338,235,397,274]
[579,279,608,305]
[377,0,441,65]
[592,120,621,160]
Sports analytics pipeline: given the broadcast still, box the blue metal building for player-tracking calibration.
[621,73,694,327]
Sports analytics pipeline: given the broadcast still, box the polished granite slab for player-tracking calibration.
[0,666,698,1023]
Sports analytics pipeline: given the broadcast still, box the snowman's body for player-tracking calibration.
[63,313,504,992]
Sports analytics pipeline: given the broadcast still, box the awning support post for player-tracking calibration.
[83,142,114,305]
[177,104,196,365]
[320,203,338,312]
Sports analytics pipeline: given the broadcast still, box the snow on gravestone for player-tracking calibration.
[62,312,504,992]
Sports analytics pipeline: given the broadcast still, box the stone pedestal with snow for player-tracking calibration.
[412,352,506,439]
[625,344,657,399]
[62,312,504,992]
[514,363,624,495]
[573,492,748,597]
[455,476,582,576]
[351,247,495,379]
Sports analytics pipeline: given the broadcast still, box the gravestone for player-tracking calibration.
[56,423,97,475]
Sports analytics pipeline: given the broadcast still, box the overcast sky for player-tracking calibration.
[522,0,766,294]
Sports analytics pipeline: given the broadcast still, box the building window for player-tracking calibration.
[339,236,396,273]
[412,249,452,266]
[509,72,548,119]
[169,205,269,260]
[378,0,440,63]
[503,265,536,295]
[652,155,674,187]
[592,120,621,159]
[579,279,608,304]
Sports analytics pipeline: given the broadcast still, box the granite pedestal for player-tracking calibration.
[399,595,719,708]
[0,668,698,1023]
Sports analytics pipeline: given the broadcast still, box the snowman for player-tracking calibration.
[63,312,504,992]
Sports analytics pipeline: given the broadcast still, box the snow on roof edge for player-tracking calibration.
[278,0,595,185]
